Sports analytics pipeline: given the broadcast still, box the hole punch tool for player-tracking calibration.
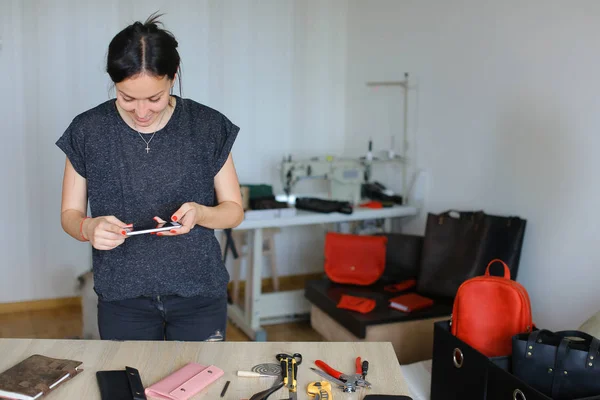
[276,353,302,400]
[310,356,371,393]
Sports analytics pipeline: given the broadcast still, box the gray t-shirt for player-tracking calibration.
[56,96,239,301]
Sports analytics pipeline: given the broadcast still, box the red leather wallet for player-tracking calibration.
[337,294,377,314]
[384,279,417,293]
[145,363,224,400]
[388,293,433,313]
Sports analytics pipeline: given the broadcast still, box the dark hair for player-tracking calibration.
[106,12,182,95]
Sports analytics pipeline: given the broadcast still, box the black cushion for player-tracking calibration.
[305,278,453,338]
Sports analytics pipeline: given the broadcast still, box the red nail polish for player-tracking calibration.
[157,233,163,236]
[170,230,176,233]
[121,230,126,235]
[150,232,156,235]
[172,216,178,221]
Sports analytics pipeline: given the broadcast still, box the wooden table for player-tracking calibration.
[0,339,410,399]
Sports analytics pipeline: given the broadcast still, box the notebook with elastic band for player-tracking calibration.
[0,354,82,400]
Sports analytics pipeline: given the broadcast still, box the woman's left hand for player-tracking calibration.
[154,202,203,236]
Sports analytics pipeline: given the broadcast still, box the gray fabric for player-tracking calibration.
[56,96,239,301]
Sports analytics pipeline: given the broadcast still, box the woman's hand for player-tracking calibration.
[83,216,131,250]
[154,202,202,236]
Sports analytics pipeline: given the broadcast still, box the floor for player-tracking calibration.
[0,304,324,342]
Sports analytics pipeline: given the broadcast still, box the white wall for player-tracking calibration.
[0,0,347,303]
[346,0,600,331]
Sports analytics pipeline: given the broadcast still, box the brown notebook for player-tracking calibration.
[0,354,83,400]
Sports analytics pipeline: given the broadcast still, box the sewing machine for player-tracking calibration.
[281,156,367,204]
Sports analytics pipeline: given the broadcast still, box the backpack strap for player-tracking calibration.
[485,259,511,279]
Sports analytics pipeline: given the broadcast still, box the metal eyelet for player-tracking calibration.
[513,388,526,400]
[453,348,464,368]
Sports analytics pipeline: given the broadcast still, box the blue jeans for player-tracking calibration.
[97,294,227,341]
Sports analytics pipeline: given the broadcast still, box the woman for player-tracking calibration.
[56,14,244,341]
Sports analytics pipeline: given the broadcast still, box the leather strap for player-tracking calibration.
[485,259,510,279]
[125,367,147,400]
[586,336,600,370]
[553,330,595,342]
[524,329,553,359]
[551,338,571,399]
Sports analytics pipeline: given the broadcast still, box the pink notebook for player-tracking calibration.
[145,363,224,400]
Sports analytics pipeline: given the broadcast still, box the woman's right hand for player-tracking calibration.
[83,216,131,250]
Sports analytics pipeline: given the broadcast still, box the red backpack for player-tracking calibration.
[451,259,533,357]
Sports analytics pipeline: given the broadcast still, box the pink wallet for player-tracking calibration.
[144,363,224,400]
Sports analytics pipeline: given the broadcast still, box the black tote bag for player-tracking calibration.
[513,329,600,400]
[474,213,527,281]
[375,233,423,283]
[416,210,526,298]
[416,210,485,298]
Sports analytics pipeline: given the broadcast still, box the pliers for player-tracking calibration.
[310,356,371,393]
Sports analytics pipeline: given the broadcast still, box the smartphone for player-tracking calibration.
[125,221,182,236]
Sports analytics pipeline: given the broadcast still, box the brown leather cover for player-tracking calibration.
[0,354,83,398]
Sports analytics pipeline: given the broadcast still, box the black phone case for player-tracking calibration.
[96,366,146,400]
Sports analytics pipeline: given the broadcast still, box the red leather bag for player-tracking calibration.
[324,232,387,285]
[451,259,533,357]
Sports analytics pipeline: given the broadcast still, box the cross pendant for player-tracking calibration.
[145,146,150,153]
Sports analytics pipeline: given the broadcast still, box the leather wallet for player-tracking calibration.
[388,292,434,313]
[337,294,377,314]
[144,363,224,400]
[383,279,417,293]
[96,366,146,400]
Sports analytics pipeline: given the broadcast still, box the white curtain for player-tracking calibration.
[0,0,348,302]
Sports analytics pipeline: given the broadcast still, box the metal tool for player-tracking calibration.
[247,381,285,400]
[310,356,371,393]
[310,368,356,392]
[276,353,302,400]
[220,380,230,397]
[307,381,333,399]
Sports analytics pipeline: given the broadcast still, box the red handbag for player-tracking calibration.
[451,259,533,357]
[324,232,387,285]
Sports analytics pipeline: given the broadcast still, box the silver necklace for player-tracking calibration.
[134,108,166,153]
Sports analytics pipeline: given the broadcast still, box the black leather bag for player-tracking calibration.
[376,233,423,283]
[474,213,527,281]
[513,329,600,400]
[417,210,526,298]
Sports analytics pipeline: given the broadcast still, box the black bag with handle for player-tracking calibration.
[513,329,600,400]
[416,210,485,298]
[417,210,526,298]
